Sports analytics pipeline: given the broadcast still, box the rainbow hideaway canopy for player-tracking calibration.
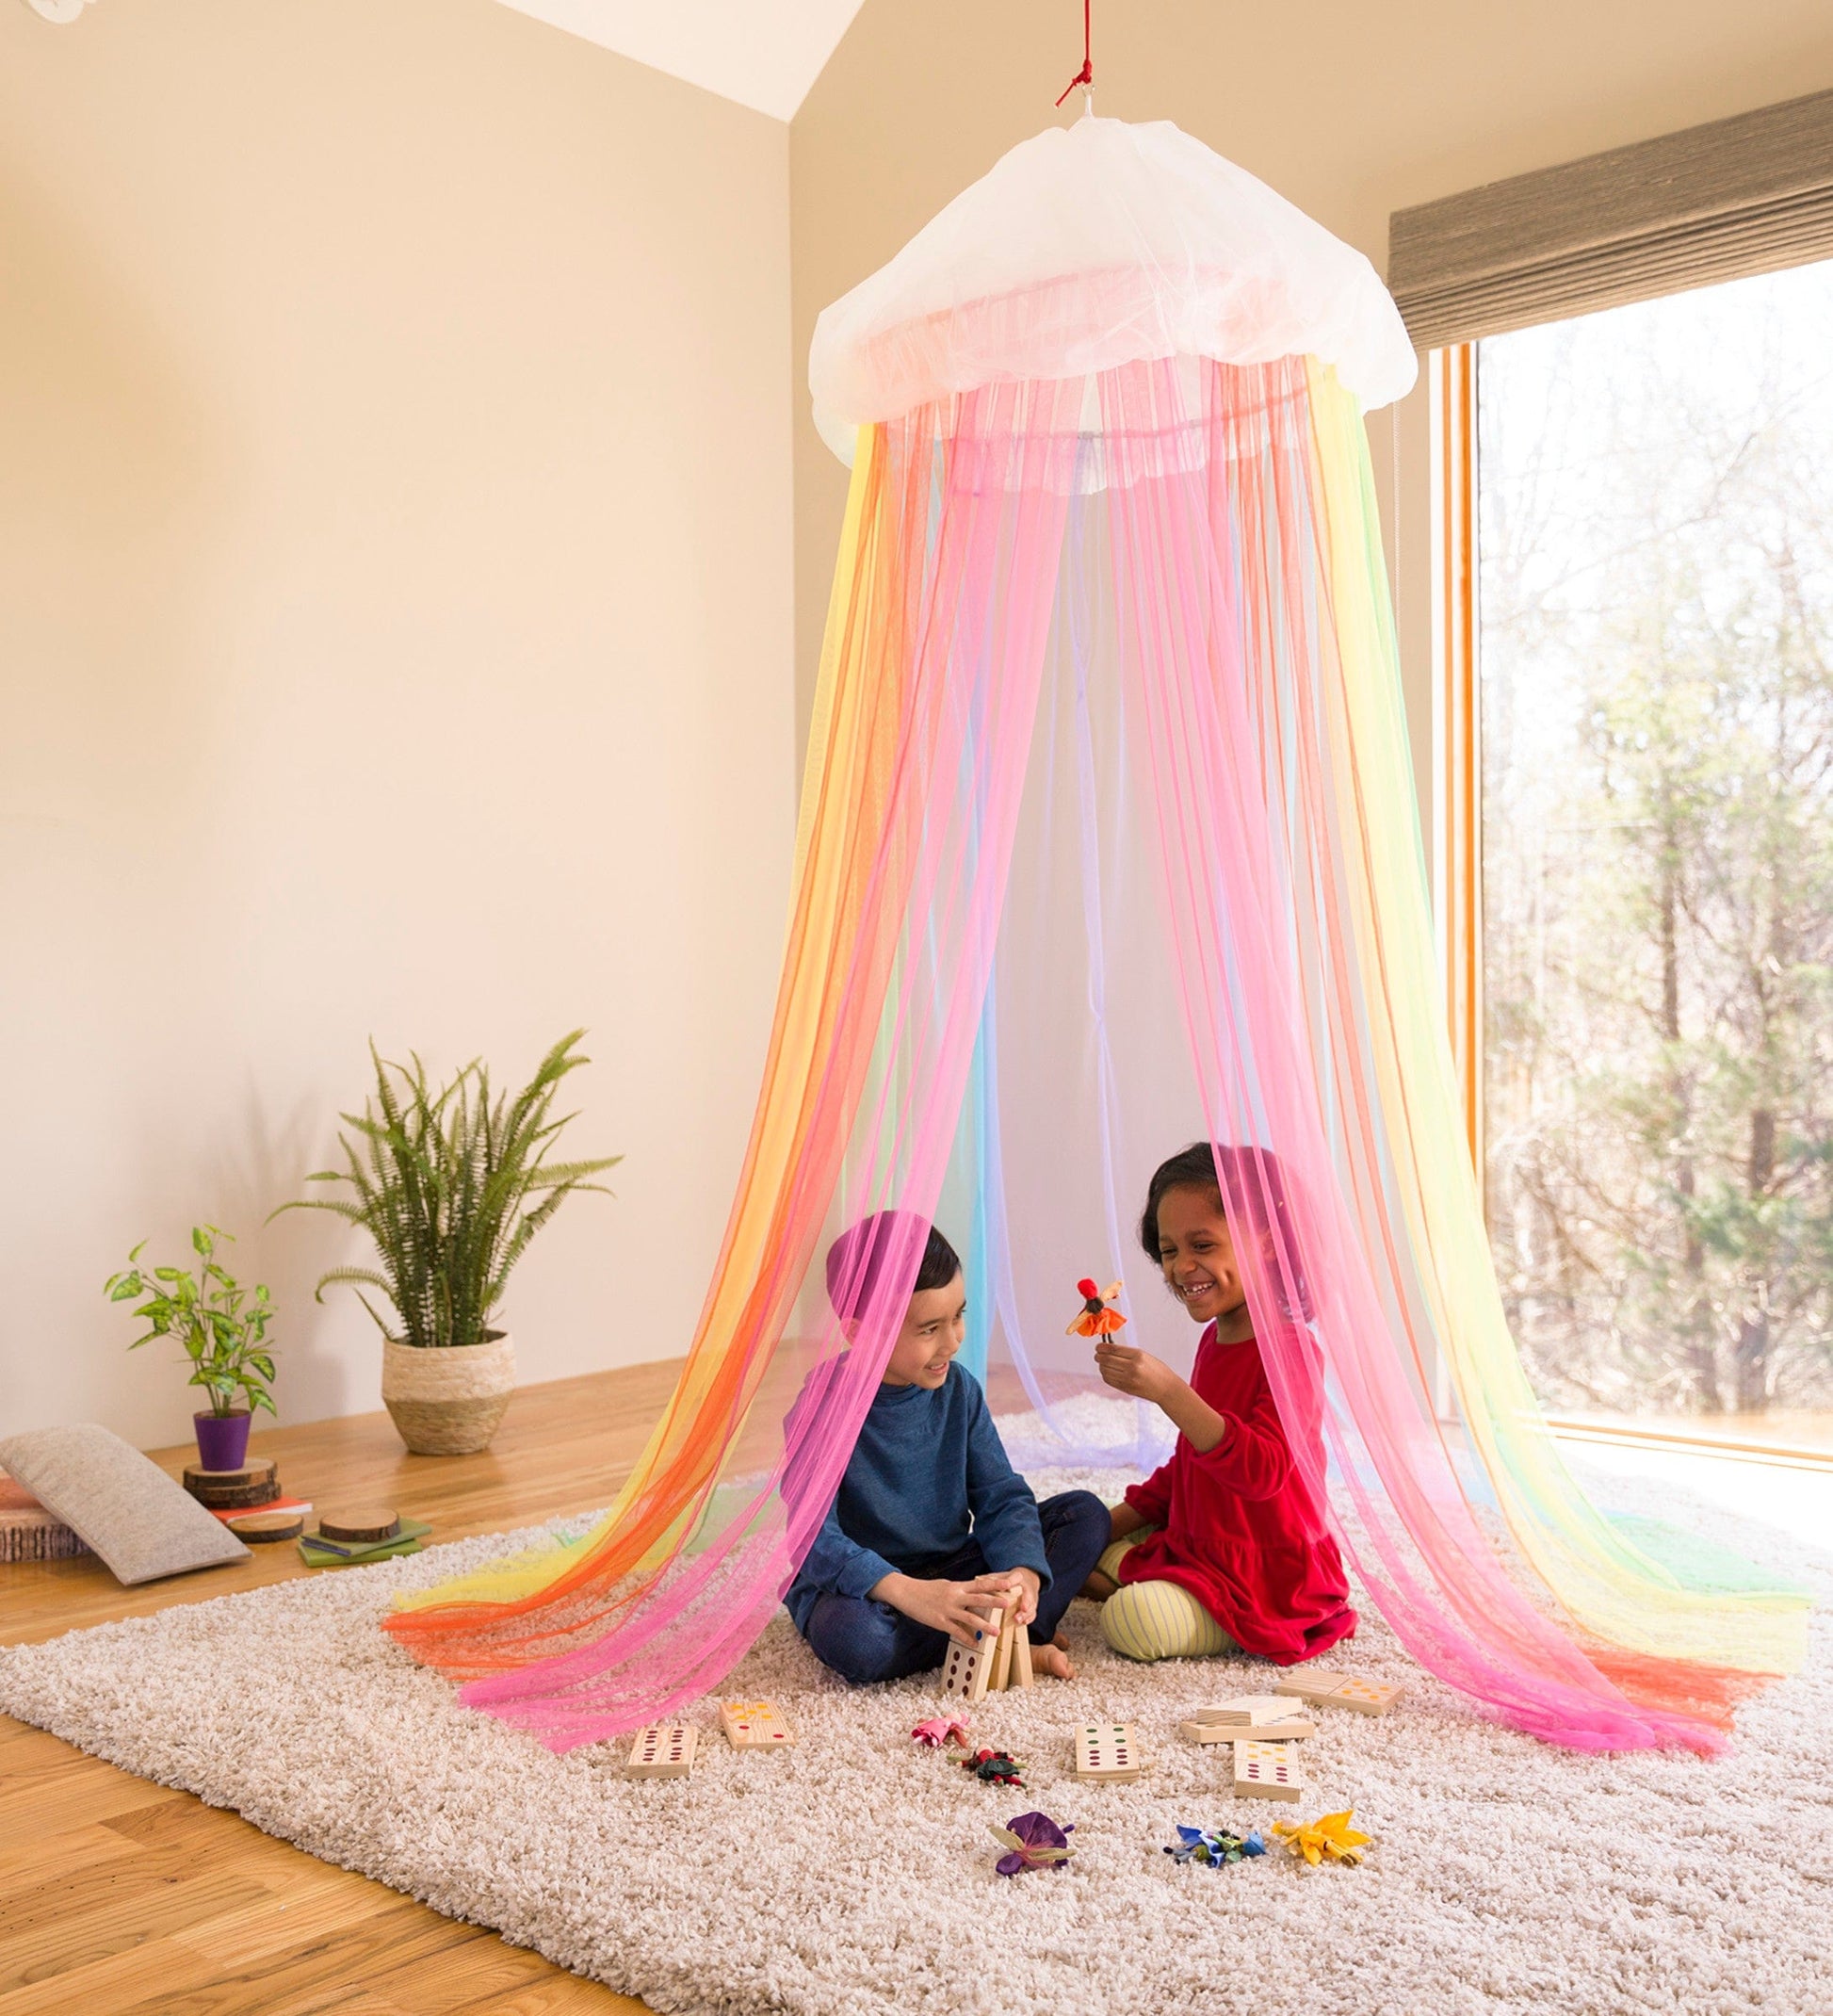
[385,114,1808,1752]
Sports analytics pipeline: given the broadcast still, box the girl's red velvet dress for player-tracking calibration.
[1117,1323,1356,1664]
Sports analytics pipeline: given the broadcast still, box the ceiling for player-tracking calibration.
[495,0,868,121]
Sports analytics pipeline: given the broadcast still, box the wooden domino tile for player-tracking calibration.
[625,1723,697,1778]
[1273,1666,1356,1706]
[1190,1695,1290,1727]
[719,1699,795,1749]
[940,1607,1005,1704]
[1009,1621,1033,1689]
[1181,1715,1315,1745]
[1075,1722,1142,1782]
[1232,1739,1304,1803]
[987,1612,1014,1694]
[1323,1677,1406,1716]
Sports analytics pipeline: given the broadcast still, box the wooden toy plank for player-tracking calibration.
[940,1607,1004,1704]
[1188,1695,1290,1727]
[625,1724,697,1778]
[1273,1666,1356,1705]
[719,1700,794,1749]
[1232,1739,1304,1802]
[987,1613,1014,1694]
[1075,1722,1142,1782]
[1181,1716,1315,1745]
[1326,1677,1407,1716]
[1009,1622,1033,1688]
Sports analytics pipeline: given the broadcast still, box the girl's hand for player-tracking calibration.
[1095,1339,1180,1406]
[878,1573,1011,1648]
[967,1566,1040,1630]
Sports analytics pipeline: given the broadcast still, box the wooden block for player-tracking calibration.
[987,1612,1014,1694]
[1181,1716,1315,1745]
[1009,1622,1033,1688]
[718,1699,794,1749]
[317,1507,402,1544]
[1075,1722,1142,1782]
[940,1607,1004,1704]
[224,1509,305,1543]
[1325,1677,1407,1716]
[1189,1694,1290,1727]
[1273,1666,1356,1705]
[1232,1739,1304,1802]
[625,1723,697,1778]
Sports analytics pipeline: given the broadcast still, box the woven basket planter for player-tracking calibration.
[381,1333,515,1455]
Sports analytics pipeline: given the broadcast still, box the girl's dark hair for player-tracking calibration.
[1138,1142,1313,1319]
[825,1211,962,1322]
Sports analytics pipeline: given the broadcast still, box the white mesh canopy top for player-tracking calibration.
[808,113,1419,462]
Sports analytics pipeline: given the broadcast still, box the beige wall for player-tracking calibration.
[0,0,794,1446]
[790,0,1833,837]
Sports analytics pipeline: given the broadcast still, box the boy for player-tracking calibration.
[786,1211,1109,1684]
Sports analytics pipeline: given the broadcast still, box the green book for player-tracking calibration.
[299,1530,428,1569]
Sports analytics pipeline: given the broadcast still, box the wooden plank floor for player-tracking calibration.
[0,1363,689,2016]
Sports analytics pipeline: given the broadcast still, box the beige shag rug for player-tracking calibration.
[3,1463,1830,2016]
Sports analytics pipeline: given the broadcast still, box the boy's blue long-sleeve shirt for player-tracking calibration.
[785,1364,1048,1632]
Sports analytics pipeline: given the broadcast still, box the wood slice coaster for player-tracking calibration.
[183,1458,278,1507]
[182,1472,282,1509]
[227,1509,305,1543]
[317,1507,401,1544]
[185,1458,277,1488]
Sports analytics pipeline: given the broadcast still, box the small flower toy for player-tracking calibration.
[1271,1809,1371,1867]
[1163,1825,1267,1867]
[912,1715,973,1750]
[1067,1277,1127,1341]
[960,1746,1026,1788]
[990,1811,1076,1877]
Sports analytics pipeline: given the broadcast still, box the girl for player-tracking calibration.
[1084,1143,1356,1666]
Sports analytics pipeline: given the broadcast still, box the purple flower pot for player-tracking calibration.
[194,1410,251,1471]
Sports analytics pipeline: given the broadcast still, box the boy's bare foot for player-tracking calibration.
[1031,1634,1077,1682]
[1079,1569,1118,1601]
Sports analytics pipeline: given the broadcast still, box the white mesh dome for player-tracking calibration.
[809,114,1419,463]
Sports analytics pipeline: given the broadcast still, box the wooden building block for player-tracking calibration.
[1273,1666,1356,1705]
[1232,1740,1304,1802]
[719,1700,794,1749]
[1324,1677,1406,1716]
[940,1607,1005,1704]
[1075,1722,1142,1782]
[1181,1715,1315,1745]
[1009,1622,1033,1688]
[987,1613,1014,1694]
[1190,1695,1290,1728]
[625,1724,697,1778]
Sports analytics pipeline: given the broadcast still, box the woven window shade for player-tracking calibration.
[1388,89,1833,351]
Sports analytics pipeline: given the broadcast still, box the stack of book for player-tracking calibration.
[0,1471,89,1563]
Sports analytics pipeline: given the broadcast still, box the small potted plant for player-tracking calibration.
[278,1030,618,1455]
[105,1227,278,1471]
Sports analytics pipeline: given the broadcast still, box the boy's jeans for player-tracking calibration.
[800,1488,1110,1684]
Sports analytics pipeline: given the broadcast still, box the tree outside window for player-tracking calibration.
[1480,261,1833,1424]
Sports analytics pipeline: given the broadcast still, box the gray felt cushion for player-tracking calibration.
[0,1423,250,1585]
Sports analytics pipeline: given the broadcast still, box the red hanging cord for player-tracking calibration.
[1054,0,1093,106]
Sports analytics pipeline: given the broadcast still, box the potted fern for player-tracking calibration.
[279,1031,619,1455]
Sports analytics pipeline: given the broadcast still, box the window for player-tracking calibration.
[1469,261,1833,1441]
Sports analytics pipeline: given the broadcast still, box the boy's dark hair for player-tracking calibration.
[1138,1142,1312,1319]
[825,1211,962,1323]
